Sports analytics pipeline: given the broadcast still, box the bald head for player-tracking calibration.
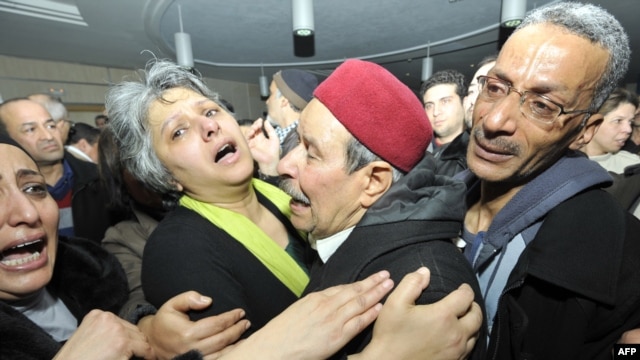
[0,98,64,166]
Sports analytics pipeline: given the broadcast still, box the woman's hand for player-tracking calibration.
[138,291,249,360]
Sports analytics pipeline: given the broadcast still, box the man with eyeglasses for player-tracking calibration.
[457,2,640,359]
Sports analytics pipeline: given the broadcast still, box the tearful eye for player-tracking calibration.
[172,129,186,139]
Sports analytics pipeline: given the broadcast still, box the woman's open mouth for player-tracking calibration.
[0,239,45,267]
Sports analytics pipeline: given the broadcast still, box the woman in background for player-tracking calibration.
[580,87,640,173]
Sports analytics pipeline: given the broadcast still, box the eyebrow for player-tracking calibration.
[19,121,38,128]
[159,98,212,136]
[17,168,43,179]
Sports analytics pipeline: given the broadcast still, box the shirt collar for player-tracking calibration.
[313,226,355,263]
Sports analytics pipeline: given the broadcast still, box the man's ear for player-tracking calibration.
[75,138,90,152]
[570,113,603,150]
[360,161,393,208]
[279,95,290,110]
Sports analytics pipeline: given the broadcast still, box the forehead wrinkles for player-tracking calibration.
[498,26,605,97]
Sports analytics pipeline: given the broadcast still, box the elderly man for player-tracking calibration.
[458,2,640,359]
[277,59,486,359]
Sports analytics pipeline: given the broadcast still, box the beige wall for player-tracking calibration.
[0,55,264,125]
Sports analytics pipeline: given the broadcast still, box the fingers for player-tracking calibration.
[323,270,391,298]
[245,118,264,140]
[385,267,431,309]
[163,291,213,313]
[330,271,394,338]
[262,119,277,138]
[458,301,483,339]
[190,309,247,339]
[198,318,251,358]
[437,283,476,318]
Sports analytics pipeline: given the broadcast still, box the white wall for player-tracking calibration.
[0,55,264,125]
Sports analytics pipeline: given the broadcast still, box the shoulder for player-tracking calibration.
[64,151,99,178]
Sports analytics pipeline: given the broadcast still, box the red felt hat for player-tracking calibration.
[314,59,432,172]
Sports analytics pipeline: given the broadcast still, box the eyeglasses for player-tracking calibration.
[477,76,591,125]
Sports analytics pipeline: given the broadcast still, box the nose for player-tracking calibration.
[432,103,442,117]
[7,189,40,228]
[621,120,633,135]
[277,142,302,179]
[39,124,55,140]
[477,93,519,136]
[201,117,220,140]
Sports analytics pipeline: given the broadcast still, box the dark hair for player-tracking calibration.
[95,114,109,124]
[419,69,467,100]
[236,118,254,127]
[98,127,131,214]
[219,99,235,114]
[597,88,639,116]
[68,122,100,145]
[97,127,176,216]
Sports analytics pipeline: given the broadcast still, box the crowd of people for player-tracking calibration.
[1,2,640,359]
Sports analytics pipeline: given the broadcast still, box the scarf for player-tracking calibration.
[179,179,309,296]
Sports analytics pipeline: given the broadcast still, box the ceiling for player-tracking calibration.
[0,0,639,93]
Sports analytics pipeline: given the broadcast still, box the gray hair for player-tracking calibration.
[517,2,630,111]
[28,93,68,122]
[275,89,302,113]
[345,136,403,183]
[105,59,227,195]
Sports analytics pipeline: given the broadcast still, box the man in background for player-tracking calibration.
[67,122,101,163]
[246,69,318,184]
[28,93,74,144]
[420,70,470,177]
[95,114,109,129]
[463,55,496,130]
[0,98,114,242]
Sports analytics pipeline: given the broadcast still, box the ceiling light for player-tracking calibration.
[501,0,526,28]
[259,65,270,98]
[421,57,433,81]
[421,44,433,81]
[292,0,315,57]
[174,5,194,68]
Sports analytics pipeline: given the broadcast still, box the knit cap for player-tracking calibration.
[273,69,318,110]
[314,59,432,172]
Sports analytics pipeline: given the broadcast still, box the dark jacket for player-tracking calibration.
[604,163,640,211]
[142,189,311,338]
[461,152,640,360]
[65,151,115,242]
[0,237,128,360]
[434,130,469,178]
[303,154,487,359]
[489,190,640,360]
